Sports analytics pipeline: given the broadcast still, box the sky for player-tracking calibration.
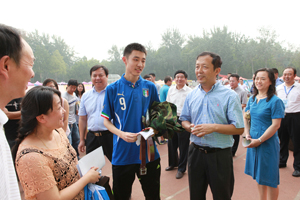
[1,0,299,62]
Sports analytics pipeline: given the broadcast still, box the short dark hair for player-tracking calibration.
[272,68,279,74]
[43,78,59,90]
[0,24,23,65]
[229,73,239,81]
[174,70,188,79]
[67,79,78,86]
[149,73,155,77]
[90,65,109,77]
[143,74,151,79]
[123,43,147,58]
[196,52,222,70]
[283,67,297,76]
[164,76,172,84]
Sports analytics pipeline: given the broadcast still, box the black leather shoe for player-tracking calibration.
[279,163,287,168]
[165,166,175,171]
[292,170,300,177]
[176,171,184,179]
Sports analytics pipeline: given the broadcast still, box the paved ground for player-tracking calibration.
[97,139,300,200]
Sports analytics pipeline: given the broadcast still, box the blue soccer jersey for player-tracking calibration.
[101,74,160,165]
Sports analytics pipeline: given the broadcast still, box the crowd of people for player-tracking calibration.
[1,23,300,200]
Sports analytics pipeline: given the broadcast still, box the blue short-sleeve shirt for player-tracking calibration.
[101,74,160,165]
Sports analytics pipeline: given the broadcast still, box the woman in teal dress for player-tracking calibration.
[244,68,285,200]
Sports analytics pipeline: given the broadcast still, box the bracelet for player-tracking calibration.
[258,138,262,143]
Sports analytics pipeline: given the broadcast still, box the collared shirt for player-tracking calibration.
[62,92,78,124]
[0,109,21,200]
[276,81,300,113]
[276,78,284,86]
[78,87,107,131]
[180,81,244,148]
[101,74,160,165]
[159,84,170,102]
[166,85,192,116]
[233,85,248,105]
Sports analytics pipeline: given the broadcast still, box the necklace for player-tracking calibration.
[36,132,59,149]
[257,94,267,99]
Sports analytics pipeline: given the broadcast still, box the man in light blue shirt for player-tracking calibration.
[158,76,172,144]
[159,76,172,102]
[272,68,284,86]
[78,65,113,161]
[180,52,244,200]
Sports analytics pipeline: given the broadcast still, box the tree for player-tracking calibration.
[48,50,67,80]
[159,28,185,78]
[107,45,124,76]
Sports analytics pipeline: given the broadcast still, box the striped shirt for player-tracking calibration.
[180,81,244,148]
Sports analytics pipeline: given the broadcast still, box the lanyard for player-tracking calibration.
[284,85,294,98]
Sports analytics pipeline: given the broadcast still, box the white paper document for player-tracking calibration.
[77,146,105,176]
[136,128,154,146]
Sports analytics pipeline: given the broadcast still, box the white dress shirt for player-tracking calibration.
[0,109,21,200]
[277,81,300,113]
[166,84,192,116]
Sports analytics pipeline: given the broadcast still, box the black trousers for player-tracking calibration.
[85,130,113,162]
[278,113,300,170]
[167,129,190,173]
[231,135,240,156]
[188,144,234,200]
[112,158,161,200]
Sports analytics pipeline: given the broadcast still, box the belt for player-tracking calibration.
[285,112,300,115]
[192,142,226,154]
[89,130,110,136]
[139,137,155,176]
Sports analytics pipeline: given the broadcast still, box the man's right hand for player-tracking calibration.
[78,140,86,153]
[120,132,138,143]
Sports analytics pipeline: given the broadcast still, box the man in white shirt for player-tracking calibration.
[239,78,248,91]
[277,67,300,177]
[165,70,192,179]
[0,24,35,199]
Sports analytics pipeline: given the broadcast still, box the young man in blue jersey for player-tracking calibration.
[101,43,161,200]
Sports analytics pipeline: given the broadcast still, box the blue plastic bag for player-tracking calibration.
[84,183,110,200]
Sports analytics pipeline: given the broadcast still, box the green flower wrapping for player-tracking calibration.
[142,101,185,143]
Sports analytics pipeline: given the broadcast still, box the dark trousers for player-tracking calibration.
[231,135,240,156]
[68,123,80,157]
[188,144,234,200]
[278,113,300,170]
[86,131,113,162]
[167,130,190,172]
[112,158,161,200]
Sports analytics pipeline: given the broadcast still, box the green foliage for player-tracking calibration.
[26,27,300,82]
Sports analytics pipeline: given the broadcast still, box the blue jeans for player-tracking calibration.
[68,123,80,158]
